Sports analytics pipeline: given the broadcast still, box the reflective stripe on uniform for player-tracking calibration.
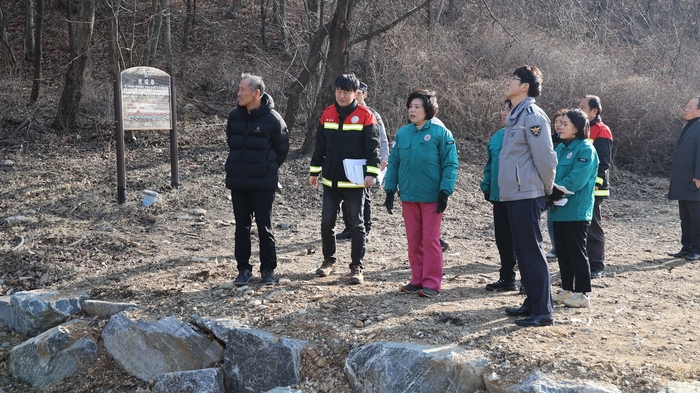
[320,177,365,188]
[342,124,364,131]
[309,165,322,174]
[594,189,609,197]
[365,165,380,175]
[596,176,604,185]
[324,122,339,130]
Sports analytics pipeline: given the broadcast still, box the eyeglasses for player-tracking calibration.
[510,76,521,82]
[500,109,511,114]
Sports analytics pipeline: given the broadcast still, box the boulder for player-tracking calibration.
[9,319,98,387]
[265,388,302,393]
[152,368,224,393]
[344,342,488,393]
[102,312,224,382]
[224,328,307,393]
[81,300,138,318]
[510,371,622,393]
[9,290,88,337]
[0,296,12,328]
[658,381,700,393]
[190,315,247,344]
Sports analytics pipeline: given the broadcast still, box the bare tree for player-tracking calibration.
[182,0,195,50]
[102,0,124,77]
[144,0,163,65]
[0,0,17,71]
[51,0,96,130]
[29,0,43,102]
[24,0,34,60]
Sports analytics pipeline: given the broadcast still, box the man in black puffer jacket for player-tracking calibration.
[225,73,289,287]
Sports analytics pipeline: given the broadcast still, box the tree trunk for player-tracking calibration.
[51,0,96,130]
[144,0,163,65]
[30,0,43,102]
[162,0,171,58]
[279,0,289,53]
[182,0,194,50]
[260,0,268,48]
[24,0,34,61]
[0,0,17,71]
[299,0,354,154]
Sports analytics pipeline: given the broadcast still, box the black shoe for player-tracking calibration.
[234,269,253,287]
[336,229,351,240]
[590,269,604,279]
[485,279,518,292]
[670,250,690,258]
[261,270,275,285]
[685,253,700,261]
[505,305,531,316]
[514,313,553,327]
[440,238,449,252]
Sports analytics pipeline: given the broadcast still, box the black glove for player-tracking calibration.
[384,191,395,214]
[549,187,565,201]
[483,192,490,202]
[436,191,448,213]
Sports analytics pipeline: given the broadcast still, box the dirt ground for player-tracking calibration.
[0,120,698,393]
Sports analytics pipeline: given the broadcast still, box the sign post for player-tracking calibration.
[113,67,179,204]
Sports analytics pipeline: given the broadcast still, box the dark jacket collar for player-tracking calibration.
[240,93,274,119]
[335,100,358,118]
[590,115,601,126]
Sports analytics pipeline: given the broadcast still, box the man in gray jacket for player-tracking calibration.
[668,97,700,261]
[498,65,557,327]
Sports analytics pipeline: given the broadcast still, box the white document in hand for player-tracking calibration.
[553,183,575,195]
[343,159,366,185]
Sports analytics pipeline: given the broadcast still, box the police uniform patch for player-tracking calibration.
[530,126,542,137]
[566,152,573,159]
[351,115,360,124]
[424,134,431,142]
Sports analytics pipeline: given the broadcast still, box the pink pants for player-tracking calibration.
[402,201,444,292]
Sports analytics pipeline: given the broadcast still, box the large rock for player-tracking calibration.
[0,296,12,328]
[190,315,247,344]
[344,342,488,393]
[102,312,224,382]
[9,319,98,387]
[81,300,138,318]
[265,388,302,393]
[224,328,308,393]
[658,381,700,393]
[10,290,88,337]
[509,371,622,393]
[152,368,225,393]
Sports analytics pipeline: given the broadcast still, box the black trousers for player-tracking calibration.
[231,190,277,273]
[553,221,591,293]
[493,201,517,282]
[587,196,605,271]
[679,200,700,254]
[505,197,553,315]
[321,187,365,268]
[341,188,372,233]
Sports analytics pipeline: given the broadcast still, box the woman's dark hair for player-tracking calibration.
[335,73,360,92]
[565,108,590,139]
[406,89,438,120]
[512,65,543,98]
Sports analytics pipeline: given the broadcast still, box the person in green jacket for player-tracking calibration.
[548,108,599,309]
[481,99,521,292]
[384,89,459,297]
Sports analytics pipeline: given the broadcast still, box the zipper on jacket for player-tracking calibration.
[516,163,521,191]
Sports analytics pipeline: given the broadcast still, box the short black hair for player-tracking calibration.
[513,65,543,98]
[565,108,590,139]
[335,74,360,92]
[406,89,439,120]
[584,95,602,117]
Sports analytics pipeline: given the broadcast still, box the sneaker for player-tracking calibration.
[440,238,449,252]
[563,292,590,308]
[546,251,556,259]
[234,269,253,287]
[400,283,421,293]
[335,229,351,240]
[485,279,518,292]
[316,260,336,277]
[590,269,604,279]
[418,288,440,298]
[552,289,573,304]
[349,266,364,284]
[261,270,275,286]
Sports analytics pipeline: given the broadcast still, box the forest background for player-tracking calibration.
[0,0,699,171]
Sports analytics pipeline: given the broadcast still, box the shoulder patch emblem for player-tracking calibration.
[566,152,573,159]
[530,126,542,137]
[351,115,360,124]
[424,134,431,142]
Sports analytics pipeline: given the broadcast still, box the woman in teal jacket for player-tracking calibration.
[384,89,458,297]
[548,108,599,308]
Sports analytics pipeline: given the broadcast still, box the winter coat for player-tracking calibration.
[589,116,613,197]
[549,138,599,222]
[669,118,700,201]
[498,97,557,202]
[384,118,458,202]
[481,128,505,202]
[225,93,289,191]
[309,101,381,188]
